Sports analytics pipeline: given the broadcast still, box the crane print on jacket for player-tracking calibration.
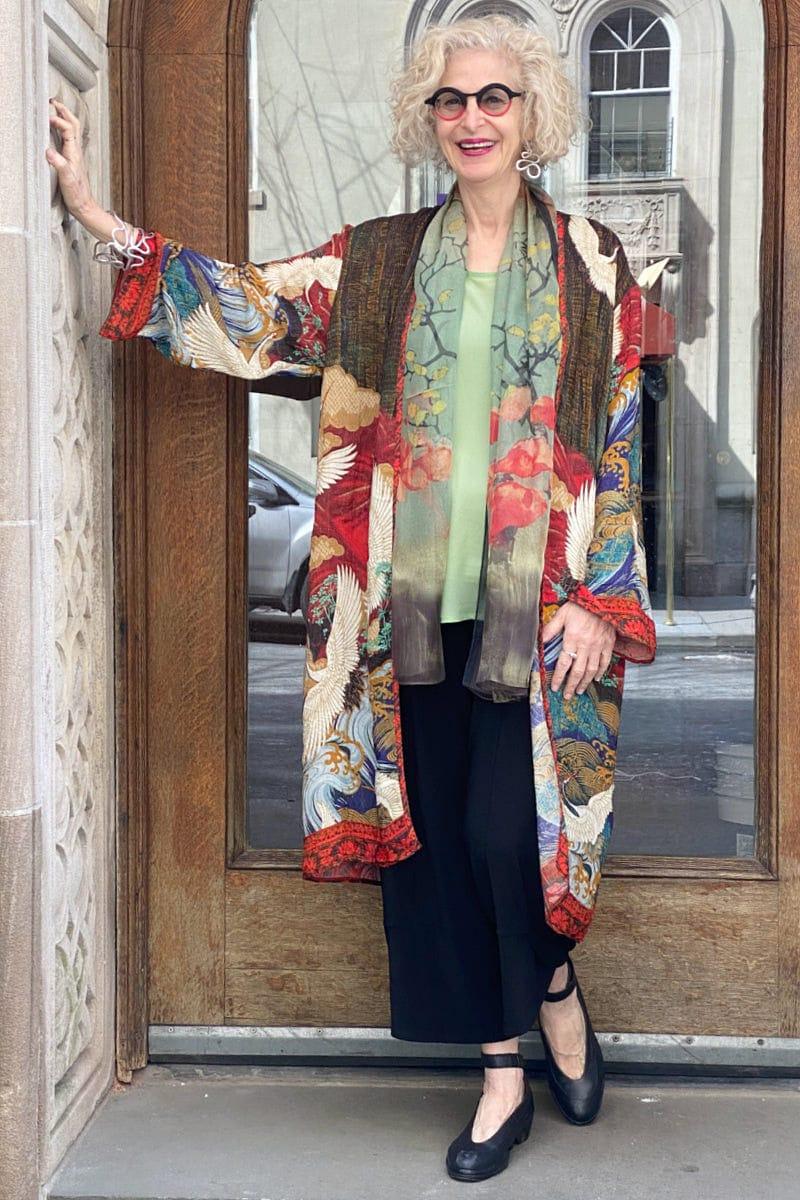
[100,186,656,941]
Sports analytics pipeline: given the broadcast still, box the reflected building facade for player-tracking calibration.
[249,0,762,605]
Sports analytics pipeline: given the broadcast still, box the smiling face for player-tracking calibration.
[432,48,526,187]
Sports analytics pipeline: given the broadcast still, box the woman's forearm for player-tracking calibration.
[75,202,125,243]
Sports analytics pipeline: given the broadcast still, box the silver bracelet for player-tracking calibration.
[92,211,152,269]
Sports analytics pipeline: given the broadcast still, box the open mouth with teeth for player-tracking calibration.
[457,139,497,156]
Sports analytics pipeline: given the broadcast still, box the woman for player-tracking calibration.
[48,13,656,1184]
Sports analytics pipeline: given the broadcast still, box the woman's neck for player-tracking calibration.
[457,170,524,240]
[457,170,524,271]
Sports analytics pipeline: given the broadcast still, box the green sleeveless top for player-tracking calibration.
[440,269,498,623]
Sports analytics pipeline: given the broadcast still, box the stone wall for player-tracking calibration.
[0,0,115,1194]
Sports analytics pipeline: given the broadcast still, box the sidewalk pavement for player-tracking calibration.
[48,1064,799,1200]
[651,598,754,650]
[251,600,757,652]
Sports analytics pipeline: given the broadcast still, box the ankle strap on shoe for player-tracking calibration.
[480,1051,525,1069]
[543,956,577,1003]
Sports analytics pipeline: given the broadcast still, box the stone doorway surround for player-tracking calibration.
[0,2,115,1198]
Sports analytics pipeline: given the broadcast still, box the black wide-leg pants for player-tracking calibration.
[379,619,576,1045]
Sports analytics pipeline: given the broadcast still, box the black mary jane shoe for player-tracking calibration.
[445,1051,534,1183]
[538,956,605,1125]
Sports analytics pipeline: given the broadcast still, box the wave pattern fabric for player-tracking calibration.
[100,186,656,941]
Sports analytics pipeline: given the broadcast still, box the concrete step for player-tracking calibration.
[47,1064,800,1200]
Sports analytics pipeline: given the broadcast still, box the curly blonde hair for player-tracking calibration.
[389,13,581,168]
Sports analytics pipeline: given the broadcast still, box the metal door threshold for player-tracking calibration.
[149,1025,800,1077]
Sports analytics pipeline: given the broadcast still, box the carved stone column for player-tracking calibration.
[0,5,49,1193]
[0,0,115,1194]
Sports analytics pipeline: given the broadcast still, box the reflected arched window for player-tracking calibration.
[588,6,671,179]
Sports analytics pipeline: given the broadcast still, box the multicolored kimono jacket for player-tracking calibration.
[101,185,656,941]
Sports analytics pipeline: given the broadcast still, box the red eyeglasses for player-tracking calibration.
[424,83,525,120]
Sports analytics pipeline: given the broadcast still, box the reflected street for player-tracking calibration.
[247,609,754,858]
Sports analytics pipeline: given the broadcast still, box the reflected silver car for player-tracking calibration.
[248,451,314,616]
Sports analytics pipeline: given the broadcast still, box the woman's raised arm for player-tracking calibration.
[46,100,349,380]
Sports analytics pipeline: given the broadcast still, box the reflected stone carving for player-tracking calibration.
[581,194,666,252]
[567,182,683,270]
[549,0,581,29]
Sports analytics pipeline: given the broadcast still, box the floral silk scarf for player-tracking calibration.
[392,181,562,701]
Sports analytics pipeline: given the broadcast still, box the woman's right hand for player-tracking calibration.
[46,100,116,242]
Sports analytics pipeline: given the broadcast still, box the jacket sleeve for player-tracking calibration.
[566,239,657,664]
[98,227,351,378]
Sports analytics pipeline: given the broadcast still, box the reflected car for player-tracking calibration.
[248,450,314,617]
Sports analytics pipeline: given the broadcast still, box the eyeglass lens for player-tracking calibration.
[433,85,515,119]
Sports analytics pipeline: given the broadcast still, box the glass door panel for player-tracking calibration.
[244,0,764,862]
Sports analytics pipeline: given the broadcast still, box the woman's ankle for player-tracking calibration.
[480,1037,524,1096]
[480,1036,520,1056]
[547,961,569,994]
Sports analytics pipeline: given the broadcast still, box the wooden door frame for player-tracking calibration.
[108,0,799,1079]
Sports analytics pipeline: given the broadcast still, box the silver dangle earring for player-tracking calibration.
[515,142,542,182]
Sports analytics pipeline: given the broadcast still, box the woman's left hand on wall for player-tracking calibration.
[46,100,118,242]
[542,601,616,700]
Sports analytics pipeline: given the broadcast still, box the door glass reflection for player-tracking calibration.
[246,441,312,849]
[245,0,763,858]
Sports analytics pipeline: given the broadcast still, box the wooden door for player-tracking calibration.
[109,0,800,1075]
